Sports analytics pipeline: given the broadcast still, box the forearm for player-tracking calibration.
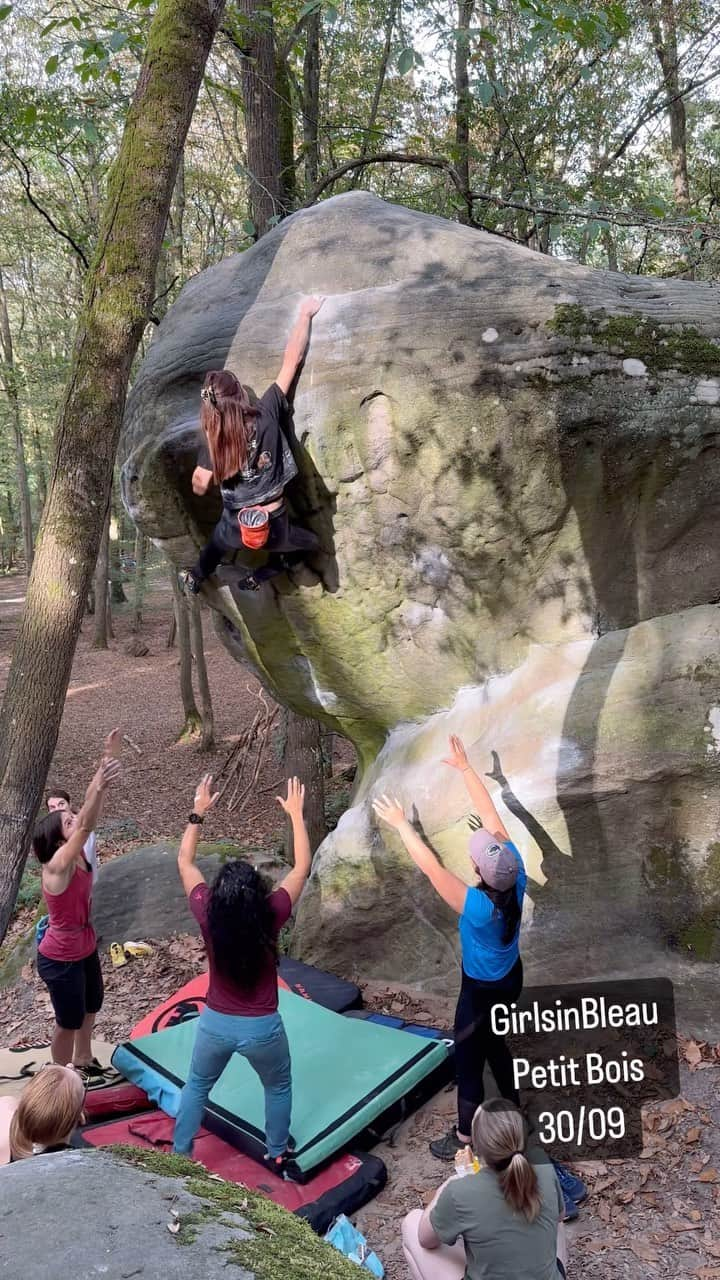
[76,774,106,834]
[396,818,436,875]
[461,768,506,835]
[290,815,312,879]
[178,824,201,866]
[283,312,312,370]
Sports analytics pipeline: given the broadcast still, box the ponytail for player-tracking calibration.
[471,1098,541,1223]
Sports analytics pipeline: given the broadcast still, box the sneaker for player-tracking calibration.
[178,569,202,596]
[429,1126,465,1162]
[552,1160,588,1205]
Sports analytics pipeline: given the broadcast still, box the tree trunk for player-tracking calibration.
[235,0,284,235]
[302,8,321,194]
[643,0,690,211]
[0,269,34,572]
[0,0,227,944]
[454,0,476,225]
[133,529,147,633]
[109,484,127,604]
[171,571,202,739]
[93,505,111,649]
[188,596,215,751]
[275,53,297,209]
[350,0,397,185]
[4,491,17,569]
[281,708,326,856]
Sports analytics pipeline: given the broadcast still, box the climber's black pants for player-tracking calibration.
[193,503,319,583]
[454,958,524,1135]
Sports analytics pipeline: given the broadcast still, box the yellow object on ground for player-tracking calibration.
[123,941,154,959]
[110,942,128,968]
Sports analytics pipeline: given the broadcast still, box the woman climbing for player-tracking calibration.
[373,734,527,1163]
[180,295,325,595]
[0,1065,87,1164]
[172,773,312,1173]
[33,731,122,1079]
[401,1098,568,1280]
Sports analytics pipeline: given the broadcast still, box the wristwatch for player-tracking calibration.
[188,812,204,825]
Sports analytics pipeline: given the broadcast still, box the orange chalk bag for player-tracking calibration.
[238,506,270,549]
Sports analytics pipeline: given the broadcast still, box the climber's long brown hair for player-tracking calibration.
[471,1099,541,1222]
[9,1065,86,1160]
[200,370,260,482]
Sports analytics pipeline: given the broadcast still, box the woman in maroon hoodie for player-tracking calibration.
[32,731,121,1079]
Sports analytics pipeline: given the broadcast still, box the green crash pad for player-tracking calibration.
[113,989,451,1178]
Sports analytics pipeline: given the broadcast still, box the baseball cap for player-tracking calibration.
[469,829,518,890]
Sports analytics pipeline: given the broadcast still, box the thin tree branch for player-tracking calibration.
[0,135,90,269]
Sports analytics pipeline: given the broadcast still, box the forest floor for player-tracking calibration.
[1,571,720,1279]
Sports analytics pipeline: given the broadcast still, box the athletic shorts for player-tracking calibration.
[37,949,104,1030]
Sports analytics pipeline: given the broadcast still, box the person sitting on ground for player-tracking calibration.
[373,735,526,1162]
[401,1098,568,1280]
[32,732,122,1080]
[46,787,99,883]
[180,294,325,595]
[0,1065,87,1165]
[172,773,312,1173]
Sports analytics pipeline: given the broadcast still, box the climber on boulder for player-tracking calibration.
[179,295,324,595]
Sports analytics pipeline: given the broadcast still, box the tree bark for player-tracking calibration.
[643,0,690,211]
[275,53,297,208]
[93,505,111,649]
[189,596,215,751]
[455,0,476,225]
[235,0,285,235]
[0,0,227,943]
[282,708,326,856]
[109,482,127,604]
[0,269,34,572]
[302,8,321,194]
[171,571,202,739]
[132,529,147,633]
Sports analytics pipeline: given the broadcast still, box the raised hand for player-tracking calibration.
[442,735,470,772]
[300,295,325,318]
[193,773,220,816]
[276,777,305,820]
[372,794,406,829]
[103,728,122,760]
[97,758,122,791]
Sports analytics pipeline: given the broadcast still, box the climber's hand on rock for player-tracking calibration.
[442,735,469,772]
[277,776,305,819]
[300,295,325,318]
[193,773,220,816]
[372,794,406,828]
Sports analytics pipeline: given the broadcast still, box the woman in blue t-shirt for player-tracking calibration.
[373,734,526,1164]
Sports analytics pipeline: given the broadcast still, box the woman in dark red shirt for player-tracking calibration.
[33,732,122,1077]
[172,772,312,1172]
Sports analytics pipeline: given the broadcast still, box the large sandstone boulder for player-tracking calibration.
[120,193,720,1018]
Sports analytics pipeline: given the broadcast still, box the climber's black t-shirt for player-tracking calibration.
[197,382,298,510]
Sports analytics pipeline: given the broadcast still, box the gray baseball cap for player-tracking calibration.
[468,830,518,890]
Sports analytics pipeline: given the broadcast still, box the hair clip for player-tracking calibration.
[200,385,217,406]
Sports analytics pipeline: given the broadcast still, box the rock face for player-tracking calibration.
[120,193,720,1014]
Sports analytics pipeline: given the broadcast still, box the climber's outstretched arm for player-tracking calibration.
[443,735,510,841]
[373,796,467,915]
[276,296,325,396]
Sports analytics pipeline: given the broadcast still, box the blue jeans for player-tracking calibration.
[173,1007,292,1157]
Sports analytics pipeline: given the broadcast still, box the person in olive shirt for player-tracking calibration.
[401,1099,568,1280]
[180,295,324,595]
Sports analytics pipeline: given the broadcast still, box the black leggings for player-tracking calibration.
[454,958,524,1136]
[193,503,319,583]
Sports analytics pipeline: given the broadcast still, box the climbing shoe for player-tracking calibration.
[552,1160,588,1205]
[236,573,260,592]
[429,1126,466,1162]
[178,569,202,596]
